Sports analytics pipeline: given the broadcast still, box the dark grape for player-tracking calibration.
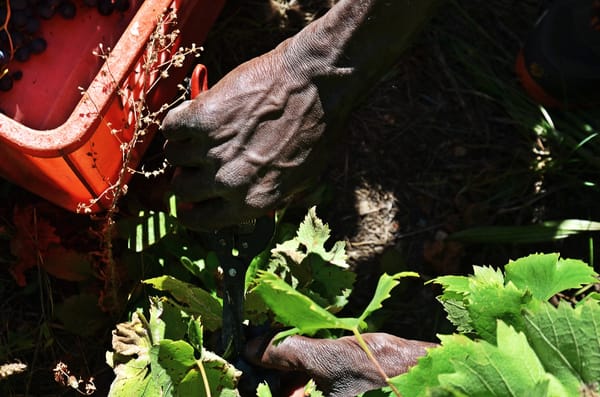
[29,37,47,54]
[11,31,26,48]
[10,0,28,11]
[14,46,30,62]
[57,1,76,19]
[0,75,13,91]
[114,0,130,12]
[10,10,29,29]
[97,0,114,16]
[0,0,140,92]
[36,3,55,19]
[24,17,40,34]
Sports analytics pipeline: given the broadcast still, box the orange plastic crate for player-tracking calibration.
[0,0,224,212]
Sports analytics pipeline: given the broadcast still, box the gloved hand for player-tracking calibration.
[244,333,437,397]
[161,34,331,229]
[161,0,440,230]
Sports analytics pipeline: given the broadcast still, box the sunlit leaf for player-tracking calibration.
[178,350,240,397]
[357,272,418,324]
[267,207,354,313]
[107,311,157,397]
[505,253,598,301]
[396,322,571,397]
[434,265,531,340]
[253,271,356,338]
[449,219,600,244]
[256,382,272,397]
[523,300,600,391]
[123,210,176,252]
[149,340,197,396]
[144,276,222,331]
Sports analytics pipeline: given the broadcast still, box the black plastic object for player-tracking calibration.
[516,0,600,107]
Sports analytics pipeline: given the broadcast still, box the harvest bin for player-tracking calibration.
[0,0,224,212]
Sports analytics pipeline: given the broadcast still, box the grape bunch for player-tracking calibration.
[0,0,133,92]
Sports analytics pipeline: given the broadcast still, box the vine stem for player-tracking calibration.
[196,360,212,397]
[351,328,402,397]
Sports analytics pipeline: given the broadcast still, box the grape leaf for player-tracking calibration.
[144,276,222,331]
[357,272,418,324]
[439,299,473,335]
[430,274,470,296]
[295,206,348,268]
[147,297,190,342]
[267,207,354,312]
[505,253,598,301]
[396,322,570,397]
[439,322,569,397]
[467,281,531,343]
[187,317,203,354]
[254,271,417,341]
[184,350,240,396]
[107,311,157,397]
[393,331,470,396]
[253,271,356,339]
[522,300,600,393]
[149,340,197,396]
[149,340,240,397]
[107,305,239,397]
[256,382,272,397]
[434,266,531,341]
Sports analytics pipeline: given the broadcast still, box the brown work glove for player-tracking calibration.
[161,0,440,230]
[244,333,437,397]
[161,34,332,229]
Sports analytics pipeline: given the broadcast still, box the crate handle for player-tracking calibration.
[190,64,209,99]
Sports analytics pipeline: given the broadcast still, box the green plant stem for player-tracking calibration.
[352,328,402,397]
[196,359,212,397]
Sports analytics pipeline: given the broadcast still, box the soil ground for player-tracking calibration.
[2,0,600,395]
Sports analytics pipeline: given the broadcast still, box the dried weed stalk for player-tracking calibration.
[0,361,27,380]
[53,362,96,395]
[76,9,202,312]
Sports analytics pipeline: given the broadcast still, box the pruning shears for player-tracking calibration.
[205,217,275,359]
[189,65,276,360]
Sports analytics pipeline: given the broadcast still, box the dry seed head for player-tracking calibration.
[0,362,27,379]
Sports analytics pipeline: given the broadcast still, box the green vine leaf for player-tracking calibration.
[522,299,600,392]
[466,281,531,343]
[120,210,176,252]
[182,350,241,396]
[505,253,598,301]
[434,266,532,342]
[107,304,240,397]
[396,321,570,397]
[256,382,272,397]
[358,271,419,324]
[144,276,222,331]
[405,254,600,397]
[253,270,417,341]
[149,340,197,396]
[252,271,356,339]
[267,206,355,312]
